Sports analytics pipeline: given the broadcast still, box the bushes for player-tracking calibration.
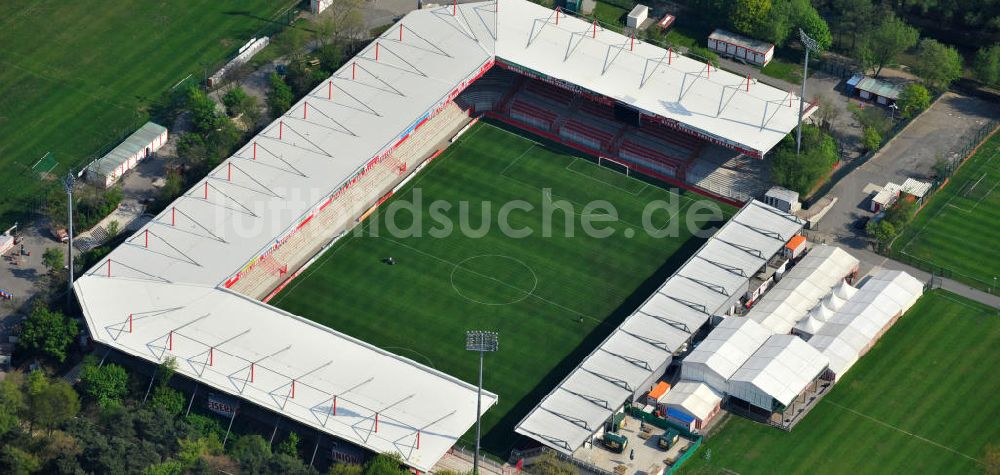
[769,125,838,195]
[17,305,78,364]
[896,84,930,119]
[78,357,129,407]
[973,44,1000,88]
[862,127,882,152]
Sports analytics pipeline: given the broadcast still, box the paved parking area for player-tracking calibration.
[812,92,1000,244]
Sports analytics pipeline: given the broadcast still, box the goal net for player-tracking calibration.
[31,152,58,179]
[598,156,630,177]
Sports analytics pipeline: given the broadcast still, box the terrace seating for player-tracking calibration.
[619,139,685,178]
[525,80,575,105]
[580,100,616,120]
[685,146,768,203]
[560,119,616,152]
[231,103,471,299]
[509,100,558,130]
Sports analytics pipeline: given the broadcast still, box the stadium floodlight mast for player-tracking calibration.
[796,28,820,156]
[465,330,498,475]
[64,171,75,308]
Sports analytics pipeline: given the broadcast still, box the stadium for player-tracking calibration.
[71,0,837,471]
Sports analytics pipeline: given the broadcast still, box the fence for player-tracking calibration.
[883,119,1000,293]
[626,406,705,474]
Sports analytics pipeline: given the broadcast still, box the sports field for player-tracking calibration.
[682,290,1000,474]
[271,123,734,454]
[0,0,297,221]
[894,130,1000,290]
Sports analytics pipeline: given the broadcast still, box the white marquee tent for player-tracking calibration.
[681,317,771,395]
[728,334,829,411]
[808,270,923,379]
[749,245,859,334]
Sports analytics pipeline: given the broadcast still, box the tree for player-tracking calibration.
[325,0,367,51]
[106,220,119,237]
[855,14,918,77]
[862,126,882,152]
[730,0,772,37]
[973,44,1000,87]
[78,358,129,407]
[896,83,931,118]
[866,218,897,250]
[222,87,250,118]
[186,87,224,134]
[1,445,42,475]
[42,247,64,275]
[769,125,839,195]
[229,434,271,474]
[267,72,294,118]
[912,38,964,90]
[363,453,407,475]
[177,434,223,470]
[0,372,25,438]
[17,305,78,363]
[149,386,185,416]
[814,95,841,131]
[27,375,79,435]
[831,0,877,50]
[525,450,576,475]
[277,432,300,457]
[793,0,831,50]
[329,462,365,475]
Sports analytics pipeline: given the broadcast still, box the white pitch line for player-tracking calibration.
[824,400,980,464]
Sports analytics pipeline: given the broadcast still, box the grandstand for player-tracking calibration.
[72,0,814,470]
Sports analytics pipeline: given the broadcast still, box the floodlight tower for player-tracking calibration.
[64,171,76,308]
[465,330,498,475]
[797,28,820,156]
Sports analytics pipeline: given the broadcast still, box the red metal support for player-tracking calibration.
[107,260,111,277]
[250,362,255,383]
[129,313,133,333]
[746,74,751,92]
[668,47,672,65]
[375,413,379,432]
[168,331,173,351]
[453,0,456,16]
[303,101,308,119]
[279,121,284,139]
[789,91,793,107]
[399,24,403,42]
[556,7,560,24]
[291,380,296,399]
[592,20,597,38]
[630,33,634,51]
[332,395,337,415]
[707,63,711,79]
[416,431,421,449]
[328,80,332,100]
[145,229,149,248]
[227,162,232,181]
[253,142,257,160]
[209,347,214,366]
[352,62,356,80]
[375,42,379,61]
[171,207,176,226]
[204,182,208,199]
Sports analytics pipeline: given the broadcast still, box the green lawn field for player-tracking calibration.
[683,290,1000,474]
[271,123,734,455]
[894,130,1000,290]
[0,0,297,222]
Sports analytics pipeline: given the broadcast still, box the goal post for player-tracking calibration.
[31,152,58,178]
[598,156,630,177]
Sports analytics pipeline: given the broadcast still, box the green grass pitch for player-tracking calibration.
[894,131,1000,290]
[271,123,735,454]
[0,0,297,222]
[682,289,1000,474]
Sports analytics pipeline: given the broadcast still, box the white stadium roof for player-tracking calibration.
[496,0,813,157]
[748,245,859,334]
[729,334,829,409]
[515,200,804,453]
[809,270,923,378]
[73,1,811,467]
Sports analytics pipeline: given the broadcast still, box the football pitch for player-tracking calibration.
[271,122,735,454]
[894,130,1000,290]
[682,290,1000,475]
[0,0,297,221]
